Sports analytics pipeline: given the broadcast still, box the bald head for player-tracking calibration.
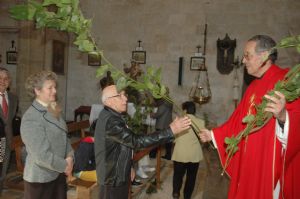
[102,85,118,103]
[101,85,128,113]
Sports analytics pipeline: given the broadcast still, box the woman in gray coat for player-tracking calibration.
[21,71,73,199]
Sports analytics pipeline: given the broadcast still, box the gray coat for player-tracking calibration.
[20,100,73,183]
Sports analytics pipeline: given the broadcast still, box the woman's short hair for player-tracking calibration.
[25,71,57,98]
[182,101,196,114]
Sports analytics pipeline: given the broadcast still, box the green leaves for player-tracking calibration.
[242,114,255,123]
[96,64,109,78]
[276,35,300,53]
[43,0,72,7]
[9,4,37,20]
[277,35,300,48]
[10,0,95,55]
[224,136,239,154]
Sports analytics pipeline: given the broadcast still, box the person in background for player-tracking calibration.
[0,67,18,194]
[0,118,5,177]
[73,135,96,182]
[199,35,300,199]
[149,91,173,160]
[172,101,205,199]
[21,71,74,199]
[94,75,191,199]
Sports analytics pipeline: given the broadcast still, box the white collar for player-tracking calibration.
[36,99,49,107]
[0,91,7,95]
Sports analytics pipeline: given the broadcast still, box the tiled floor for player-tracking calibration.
[1,147,229,199]
[132,146,229,199]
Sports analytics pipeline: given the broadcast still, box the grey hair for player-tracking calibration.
[0,67,10,78]
[25,71,58,98]
[248,35,277,63]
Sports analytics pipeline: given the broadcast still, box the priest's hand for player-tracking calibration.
[199,128,212,142]
[264,91,286,123]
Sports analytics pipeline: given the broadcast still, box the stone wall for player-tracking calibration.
[1,0,300,124]
[66,0,300,124]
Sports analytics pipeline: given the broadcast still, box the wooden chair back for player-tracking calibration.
[67,120,90,149]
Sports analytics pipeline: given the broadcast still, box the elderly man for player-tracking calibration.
[0,67,18,194]
[200,35,300,199]
[94,83,191,199]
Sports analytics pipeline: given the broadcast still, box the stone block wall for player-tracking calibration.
[1,0,300,124]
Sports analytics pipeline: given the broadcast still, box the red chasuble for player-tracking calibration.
[213,65,300,199]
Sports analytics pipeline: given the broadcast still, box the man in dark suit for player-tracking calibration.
[150,96,174,160]
[0,67,18,194]
[0,118,5,174]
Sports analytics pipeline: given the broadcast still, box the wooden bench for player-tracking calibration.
[7,136,25,190]
[67,120,98,199]
[11,135,25,172]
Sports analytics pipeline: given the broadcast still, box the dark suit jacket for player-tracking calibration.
[152,99,173,130]
[0,92,18,148]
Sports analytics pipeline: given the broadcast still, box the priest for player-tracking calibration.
[199,35,300,199]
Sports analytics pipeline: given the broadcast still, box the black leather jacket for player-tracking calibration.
[94,106,174,186]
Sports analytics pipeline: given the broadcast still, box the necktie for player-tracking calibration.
[1,94,8,118]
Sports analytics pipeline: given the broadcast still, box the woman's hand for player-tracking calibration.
[64,156,74,176]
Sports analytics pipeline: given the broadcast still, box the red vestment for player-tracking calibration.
[213,65,300,199]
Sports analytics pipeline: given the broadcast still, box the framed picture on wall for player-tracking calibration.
[6,51,17,65]
[132,51,146,64]
[88,54,101,66]
[190,56,205,71]
[52,40,65,75]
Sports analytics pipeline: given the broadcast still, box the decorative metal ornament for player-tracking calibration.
[189,64,212,104]
[189,24,212,105]
[216,34,236,74]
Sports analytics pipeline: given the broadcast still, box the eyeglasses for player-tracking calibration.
[243,50,266,61]
[242,53,256,61]
[107,93,128,99]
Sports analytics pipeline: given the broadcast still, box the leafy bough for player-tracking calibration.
[9,0,201,133]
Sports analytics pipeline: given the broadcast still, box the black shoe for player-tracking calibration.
[131,180,143,186]
[172,193,180,199]
[161,155,171,160]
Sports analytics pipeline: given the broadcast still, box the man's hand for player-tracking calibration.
[131,168,135,182]
[264,91,286,123]
[64,156,74,177]
[199,128,212,142]
[170,116,191,135]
